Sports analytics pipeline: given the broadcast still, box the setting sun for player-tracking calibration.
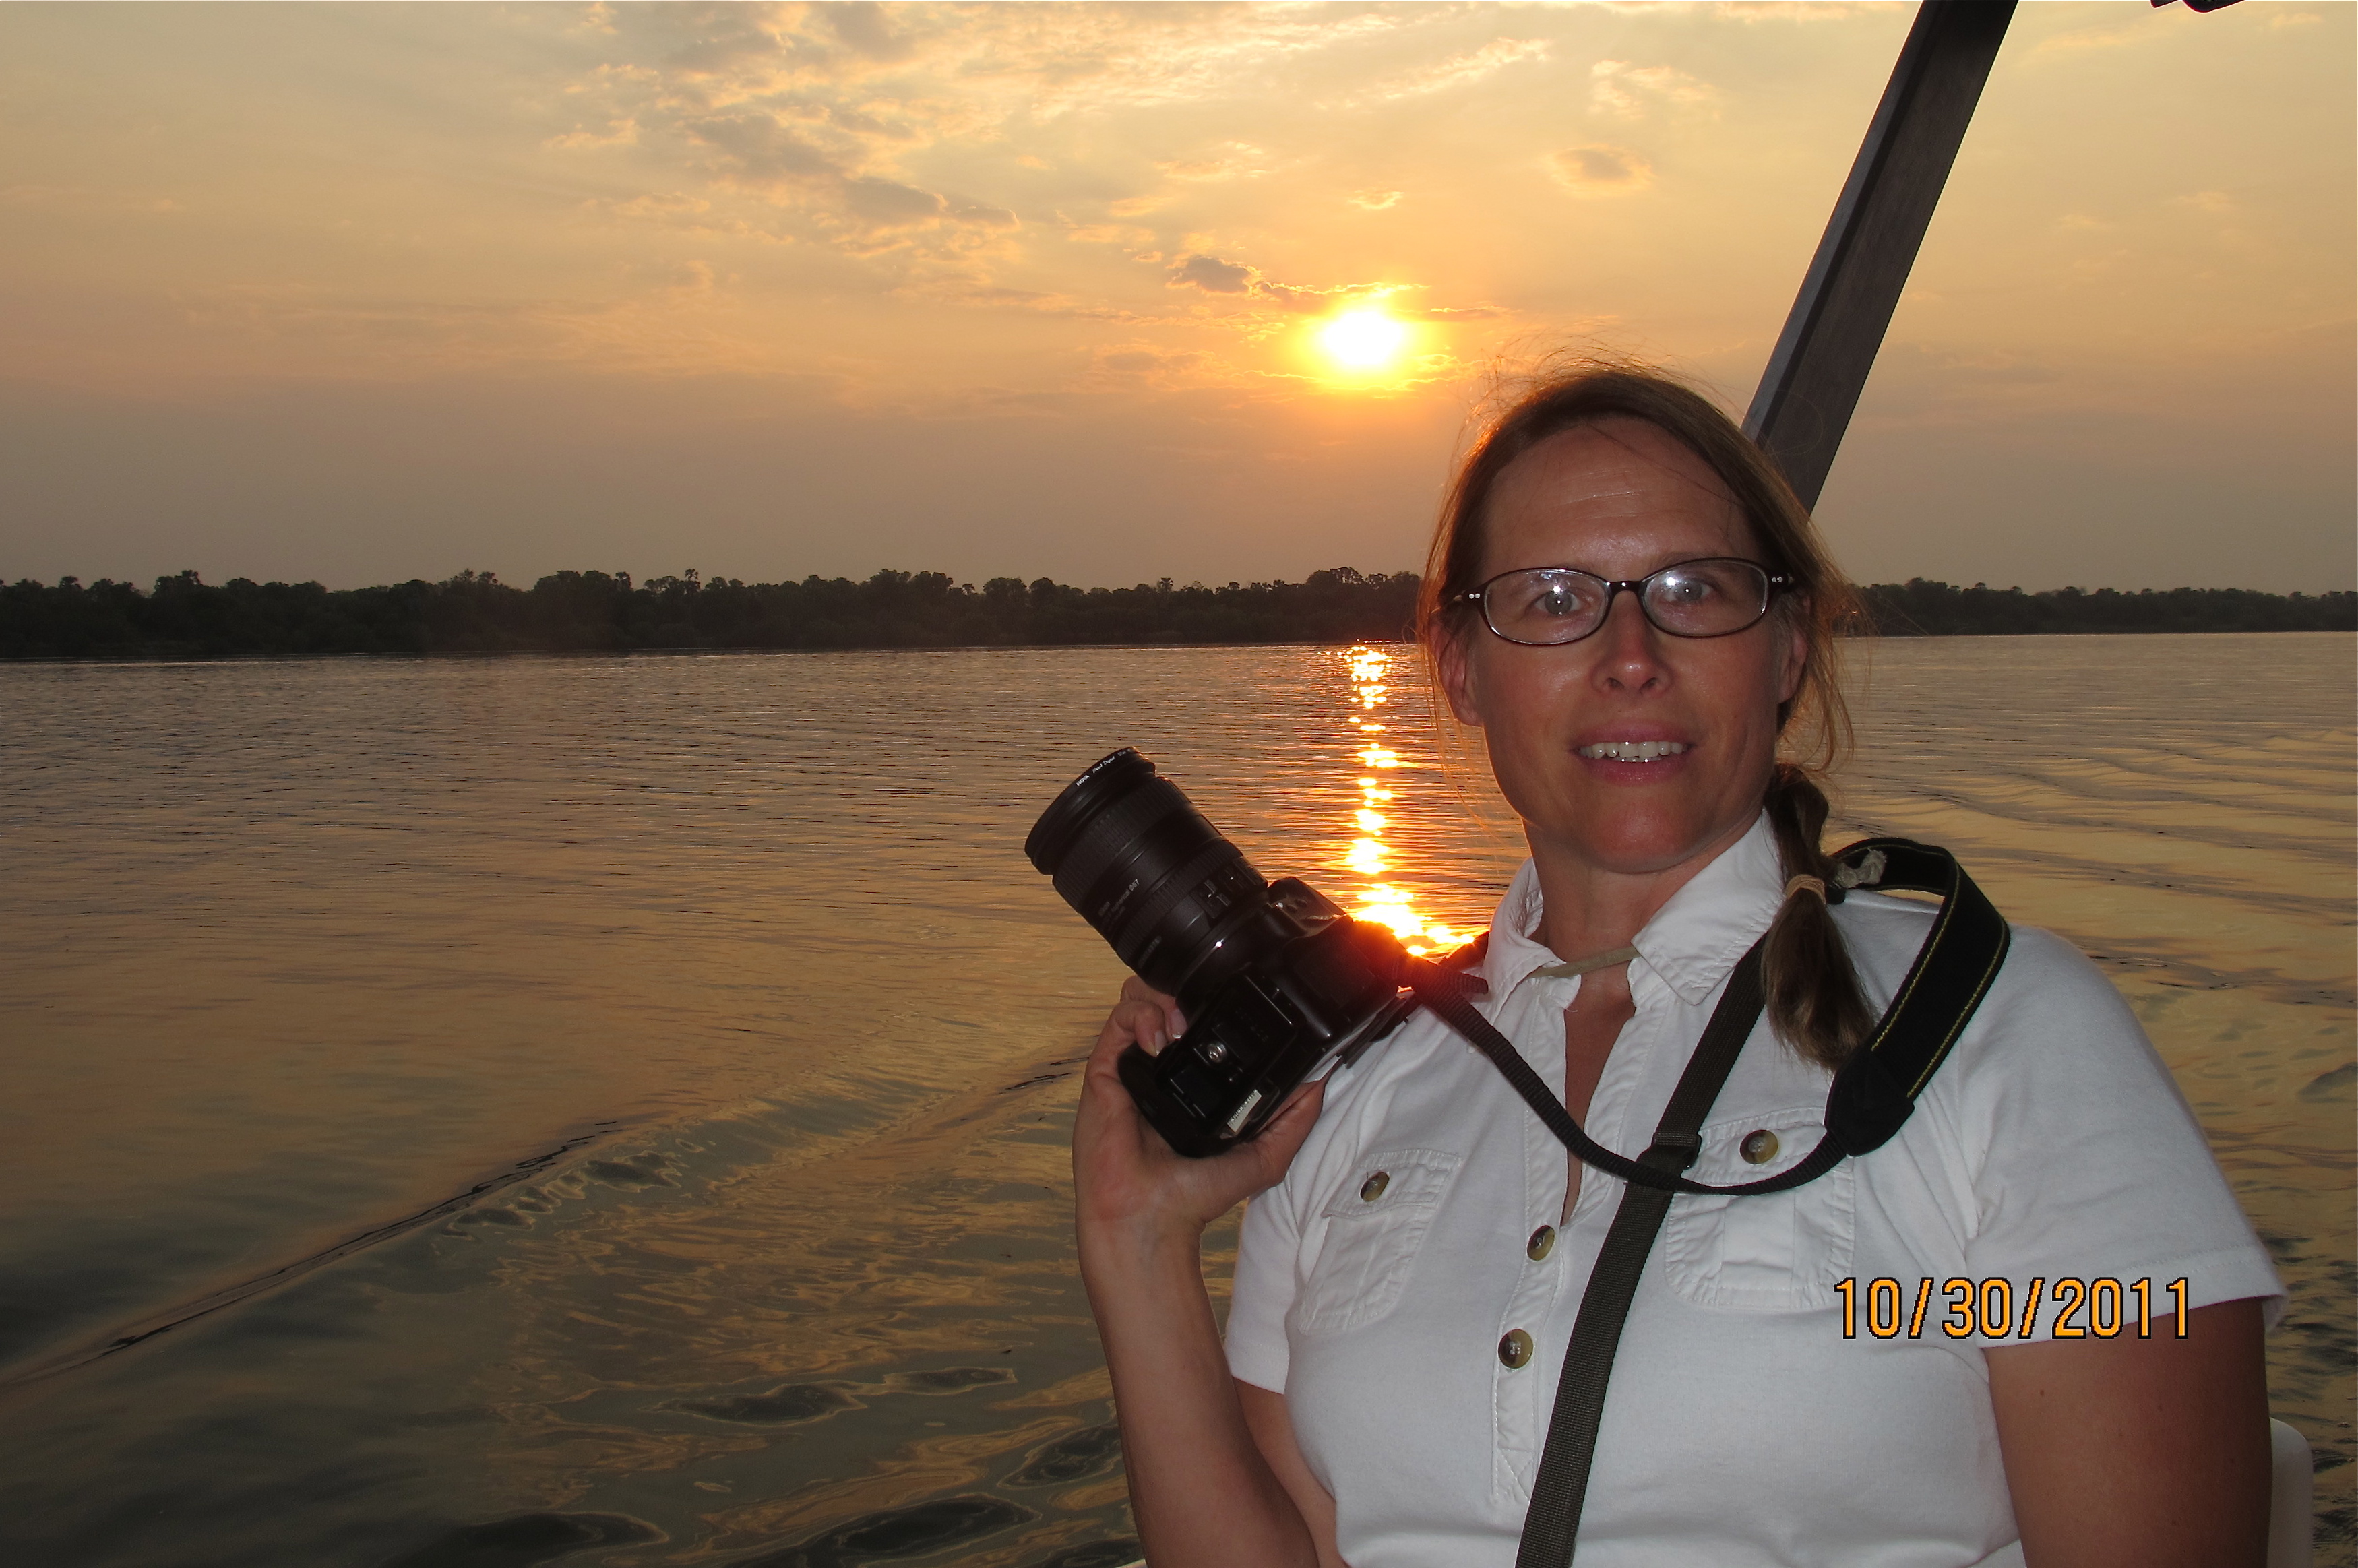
[1315,308,1410,374]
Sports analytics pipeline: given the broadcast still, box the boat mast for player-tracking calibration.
[1743,0,2016,511]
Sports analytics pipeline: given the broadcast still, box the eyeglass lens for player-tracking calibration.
[1483,559,1770,646]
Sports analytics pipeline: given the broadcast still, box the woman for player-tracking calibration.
[1072,364,2283,1567]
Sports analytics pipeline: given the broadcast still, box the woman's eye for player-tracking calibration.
[1535,590,1578,618]
[1658,575,1714,604]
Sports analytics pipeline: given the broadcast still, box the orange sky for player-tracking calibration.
[1,1,2350,592]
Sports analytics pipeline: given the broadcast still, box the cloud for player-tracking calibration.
[1165,251,1358,309]
[1166,253,1352,313]
[687,113,842,187]
[1347,38,1550,104]
[843,175,950,225]
[652,259,716,297]
[1064,222,1156,248]
[952,5,1421,117]
[1253,279,1357,314]
[1169,253,1255,294]
[1156,143,1275,182]
[1590,61,1716,117]
[546,119,639,151]
[1163,256,1481,324]
[657,14,790,78]
[821,2,916,63]
[1549,145,1654,195]
[528,7,1437,302]
[678,114,1013,235]
[1348,189,1403,211]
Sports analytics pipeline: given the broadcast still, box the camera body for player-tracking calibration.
[1026,748,1419,1156]
[1119,877,1416,1155]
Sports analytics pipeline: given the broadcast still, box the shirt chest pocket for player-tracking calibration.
[1292,1147,1462,1336]
[1658,1107,1855,1313]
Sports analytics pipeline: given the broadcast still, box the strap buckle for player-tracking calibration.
[1643,1131,1703,1172]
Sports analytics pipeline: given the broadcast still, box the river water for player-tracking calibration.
[1,635,2349,1567]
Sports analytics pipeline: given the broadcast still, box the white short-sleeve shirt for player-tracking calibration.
[1225,815,2283,1568]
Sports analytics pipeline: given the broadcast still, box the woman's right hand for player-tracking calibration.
[1072,975,1326,1253]
[1069,978,1337,1568]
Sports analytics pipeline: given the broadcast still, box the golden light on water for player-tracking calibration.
[1336,646,1464,957]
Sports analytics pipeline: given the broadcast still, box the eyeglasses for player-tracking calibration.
[1458,557,1792,647]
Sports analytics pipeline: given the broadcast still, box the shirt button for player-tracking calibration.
[1739,1129,1780,1165]
[1359,1171,1390,1202]
[1526,1225,1555,1261]
[1498,1329,1534,1369]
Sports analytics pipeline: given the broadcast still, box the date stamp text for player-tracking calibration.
[1834,1276,2191,1339]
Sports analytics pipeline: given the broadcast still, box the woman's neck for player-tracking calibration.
[1526,813,1757,959]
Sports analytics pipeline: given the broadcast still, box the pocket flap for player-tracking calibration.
[1317,1146,1461,1220]
[1660,1108,1856,1313]
[1295,1147,1464,1336]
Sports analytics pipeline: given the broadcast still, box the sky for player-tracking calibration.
[1,1,2350,594]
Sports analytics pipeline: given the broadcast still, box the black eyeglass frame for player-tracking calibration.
[1456,557,1796,647]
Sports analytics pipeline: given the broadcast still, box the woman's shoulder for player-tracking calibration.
[1834,892,2233,1205]
[1832,890,2123,1021]
[1254,1006,1492,1226]
[1829,891,2189,1151]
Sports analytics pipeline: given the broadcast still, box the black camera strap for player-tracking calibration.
[1396,836,2010,1197]
[1389,837,2010,1563]
[1517,943,1763,1568]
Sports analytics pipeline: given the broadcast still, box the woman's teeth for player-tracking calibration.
[1579,741,1689,761]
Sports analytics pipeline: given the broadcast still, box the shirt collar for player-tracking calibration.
[1477,813,1787,1007]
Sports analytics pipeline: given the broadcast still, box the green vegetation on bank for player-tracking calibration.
[1,568,2350,659]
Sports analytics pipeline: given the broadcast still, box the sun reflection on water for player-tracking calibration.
[1337,647,1464,957]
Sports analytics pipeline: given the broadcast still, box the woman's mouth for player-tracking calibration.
[1576,741,1689,762]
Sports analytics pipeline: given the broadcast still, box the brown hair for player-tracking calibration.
[1417,357,1872,1068]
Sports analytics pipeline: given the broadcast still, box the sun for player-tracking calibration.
[1315,307,1410,375]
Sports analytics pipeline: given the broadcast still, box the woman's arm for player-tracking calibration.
[1239,1380,1346,1568]
[1987,1297,2272,1568]
[1074,977,1329,1568]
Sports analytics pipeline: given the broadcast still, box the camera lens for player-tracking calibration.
[1025,748,1278,1001]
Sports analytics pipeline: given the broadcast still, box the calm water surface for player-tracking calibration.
[2,635,2350,1567]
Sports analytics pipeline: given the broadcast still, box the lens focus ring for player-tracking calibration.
[1049,776,1191,908]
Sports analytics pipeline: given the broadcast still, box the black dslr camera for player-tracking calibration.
[1024,748,1419,1156]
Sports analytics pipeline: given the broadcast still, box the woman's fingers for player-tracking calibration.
[1077,982,1328,1234]
[1117,974,1186,1042]
[1117,1003,1171,1053]
[1140,1077,1328,1222]
[1229,1079,1327,1194]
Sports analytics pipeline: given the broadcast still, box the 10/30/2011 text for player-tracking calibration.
[1835,1277,2192,1340]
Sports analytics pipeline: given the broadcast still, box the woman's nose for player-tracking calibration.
[1592,590,1670,691]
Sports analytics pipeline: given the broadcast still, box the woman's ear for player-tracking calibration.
[1776,599,1811,706]
[1435,621,1485,728]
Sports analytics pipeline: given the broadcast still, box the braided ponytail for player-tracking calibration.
[1762,764,1873,1069]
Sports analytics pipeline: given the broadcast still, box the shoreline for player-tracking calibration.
[3,625,2355,667]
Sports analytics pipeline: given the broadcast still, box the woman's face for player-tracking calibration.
[1438,418,1808,882]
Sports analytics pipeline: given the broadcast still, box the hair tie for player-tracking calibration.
[1783,874,1827,902]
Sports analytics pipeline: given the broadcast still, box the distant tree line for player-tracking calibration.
[0,568,1423,658]
[1856,579,2355,637]
[1,568,2349,659]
